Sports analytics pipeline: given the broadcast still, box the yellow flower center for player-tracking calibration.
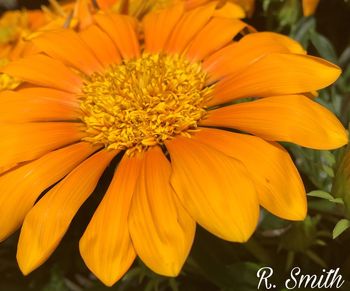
[80,53,212,155]
[0,59,20,91]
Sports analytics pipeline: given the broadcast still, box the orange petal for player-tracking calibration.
[254,32,306,54]
[213,2,246,18]
[186,18,246,61]
[233,0,255,17]
[96,0,115,9]
[203,32,306,84]
[185,0,211,10]
[194,128,306,220]
[166,136,259,242]
[210,53,341,105]
[17,87,77,102]
[303,0,320,16]
[32,30,103,75]
[95,14,140,59]
[2,54,82,93]
[165,2,216,54]
[79,25,121,68]
[0,122,84,171]
[0,142,98,242]
[0,89,78,122]
[17,149,117,275]
[143,3,185,53]
[129,146,195,276]
[80,153,142,286]
[73,0,94,29]
[10,38,40,60]
[201,95,348,149]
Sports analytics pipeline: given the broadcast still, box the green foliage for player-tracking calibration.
[307,190,343,204]
[333,219,350,239]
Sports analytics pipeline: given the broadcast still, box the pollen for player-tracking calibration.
[79,53,212,155]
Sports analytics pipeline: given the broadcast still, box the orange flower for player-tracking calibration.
[64,0,252,32]
[0,0,80,91]
[0,9,47,91]
[0,9,46,59]
[0,2,347,286]
[97,0,251,18]
[302,0,320,17]
[184,0,254,16]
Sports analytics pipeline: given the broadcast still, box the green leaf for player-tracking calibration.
[322,151,336,166]
[307,191,344,204]
[339,47,350,67]
[322,165,335,177]
[333,219,350,239]
[262,0,272,12]
[290,17,315,46]
[309,30,338,63]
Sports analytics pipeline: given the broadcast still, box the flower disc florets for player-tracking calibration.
[80,53,212,155]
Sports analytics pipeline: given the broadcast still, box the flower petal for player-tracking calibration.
[194,128,306,220]
[213,2,245,18]
[0,88,78,122]
[0,142,98,242]
[204,32,305,83]
[96,0,115,9]
[32,29,103,75]
[73,0,94,29]
[211,53,341,105]
[143,3,185,53]
[185,0,211,10]
[79,25,121,68]
[165,2,216,53]
[0,122,84,171]
[17,149,117,275]
[129,147,195,276]
[254,32,306,54]
[2,54,82,93]
[80,153,142,286]
[95,14,140,59]
[166,136,259,242]
[303,0,320,16]
[201,95,348,149]
[186,17,247,61]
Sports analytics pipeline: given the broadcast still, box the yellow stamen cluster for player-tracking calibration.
[0,59,20,91]
[80,53,212,155]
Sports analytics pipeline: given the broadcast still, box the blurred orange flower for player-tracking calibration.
[97,0,252,18]
[302,0,320,16]
[0,0,82,91]
[0,9,45,59]
[0,9,47,91]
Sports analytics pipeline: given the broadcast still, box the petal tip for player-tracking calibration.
[236,228,255,243]
[282,205,308,221]
[17,254,36,276]
[96,274,120,287]
[79,239,131,287]
[314,57,342,87]
[327,128,348,150]
[153,262,182,277]
[338,133,349,148]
